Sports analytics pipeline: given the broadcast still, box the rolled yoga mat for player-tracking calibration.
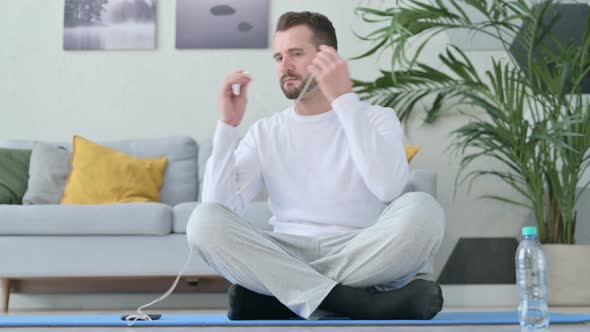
[0,312,589,327]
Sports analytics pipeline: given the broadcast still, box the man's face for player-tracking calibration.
[273,25,318,100]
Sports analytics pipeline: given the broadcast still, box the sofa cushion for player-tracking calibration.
[173,200,273,233]
[0,203,172,235]
[1,136,199,206]
[0,148,31,204]
[23,143,71,205]
[62,136,168,204]
[173,201,200,233]
[174,170,436,234]
[0,234,217,277]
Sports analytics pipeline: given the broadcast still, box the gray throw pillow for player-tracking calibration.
[22,142,71,205]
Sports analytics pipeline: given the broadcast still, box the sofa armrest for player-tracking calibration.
[402,169,437,199]
[402,169,438,276]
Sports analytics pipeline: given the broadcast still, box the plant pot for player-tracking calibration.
[545,244,590,305]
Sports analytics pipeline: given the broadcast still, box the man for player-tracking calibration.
[187,11,445,320]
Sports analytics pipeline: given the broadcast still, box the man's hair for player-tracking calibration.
[275,11,338,50]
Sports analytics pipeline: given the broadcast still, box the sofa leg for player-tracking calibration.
[2,278,10,313]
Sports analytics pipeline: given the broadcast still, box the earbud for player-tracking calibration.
[232,83,241,96]
[232,71,250,96]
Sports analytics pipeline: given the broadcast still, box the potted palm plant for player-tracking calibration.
[352,0,590,304]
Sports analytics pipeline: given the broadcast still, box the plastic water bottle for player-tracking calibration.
[515,226,549,331]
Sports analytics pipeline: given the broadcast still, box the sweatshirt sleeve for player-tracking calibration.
[201,121,263,215]
[331,92,410,202]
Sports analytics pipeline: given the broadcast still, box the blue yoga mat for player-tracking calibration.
[0,312,589,327]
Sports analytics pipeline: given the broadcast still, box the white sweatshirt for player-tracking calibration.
[202,92,410,237]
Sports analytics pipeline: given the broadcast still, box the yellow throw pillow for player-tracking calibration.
[61,136,168,204]
[405,145,420,162]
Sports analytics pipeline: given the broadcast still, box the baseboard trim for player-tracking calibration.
[1,284,520,311]
[442,284,518,308]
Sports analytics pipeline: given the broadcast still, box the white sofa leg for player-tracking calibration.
[2,278,10,313]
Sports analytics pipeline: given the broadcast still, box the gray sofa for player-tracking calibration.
[0,136,438,312]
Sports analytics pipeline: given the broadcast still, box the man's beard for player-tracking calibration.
[280,73,317,99]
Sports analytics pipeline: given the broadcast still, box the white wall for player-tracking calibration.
[1,0,390,143]
[0,0,531,310]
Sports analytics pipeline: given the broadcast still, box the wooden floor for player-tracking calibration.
[1,308,589,331]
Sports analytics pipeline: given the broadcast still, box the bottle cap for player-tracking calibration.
[522,226,538,236]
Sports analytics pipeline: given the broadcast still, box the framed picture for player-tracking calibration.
[176,0,269,49]
[64,0,157,50]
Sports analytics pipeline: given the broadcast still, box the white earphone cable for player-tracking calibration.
[124,250,193,326]
[125,73,314,326]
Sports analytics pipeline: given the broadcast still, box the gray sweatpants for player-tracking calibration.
[186,191,445,319]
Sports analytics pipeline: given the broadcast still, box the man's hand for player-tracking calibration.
[308,45,353,104]
[219,70,252,127]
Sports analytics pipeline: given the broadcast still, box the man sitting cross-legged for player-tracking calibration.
[187,11,445,320]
